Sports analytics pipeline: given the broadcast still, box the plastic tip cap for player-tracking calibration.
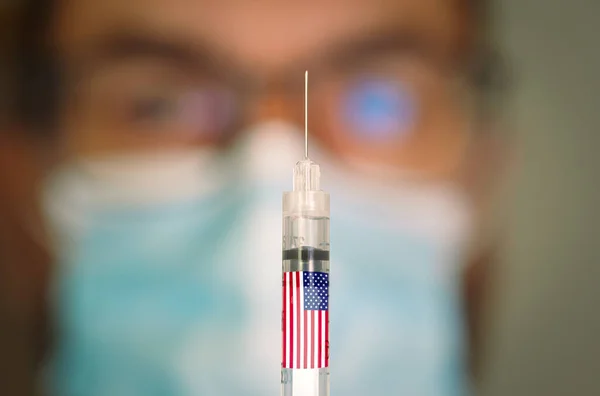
[293,159,321,191]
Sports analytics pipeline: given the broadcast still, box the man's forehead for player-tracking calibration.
[56,0,466,70]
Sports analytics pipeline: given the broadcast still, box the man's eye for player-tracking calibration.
[342,78,417,142]
[129,96,178,124]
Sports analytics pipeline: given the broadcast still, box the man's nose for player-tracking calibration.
[244,82,300,127]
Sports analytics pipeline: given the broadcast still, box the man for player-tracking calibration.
[1,0,506,395]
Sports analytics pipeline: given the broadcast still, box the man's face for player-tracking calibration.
[7,3,491,391]
[52,0,475,180]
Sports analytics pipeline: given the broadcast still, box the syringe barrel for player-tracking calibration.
[283,191,330,251]
[281,190,330,396]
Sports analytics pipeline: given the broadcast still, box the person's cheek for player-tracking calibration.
[0,130,53,391]
[0,131,52,249]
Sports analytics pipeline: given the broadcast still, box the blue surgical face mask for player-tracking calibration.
[43,121,474,396]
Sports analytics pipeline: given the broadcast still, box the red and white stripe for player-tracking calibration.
[282,271,329,369]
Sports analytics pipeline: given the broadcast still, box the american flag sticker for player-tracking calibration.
[282,271,330,369]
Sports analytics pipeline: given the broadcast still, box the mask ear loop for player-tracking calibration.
[0,144,58,264]
[17,207,56,258]
[457,48,511,264]
[17,165,61,258]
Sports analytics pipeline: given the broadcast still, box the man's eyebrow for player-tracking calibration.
[81,30,225,74]
[321,28,447,71]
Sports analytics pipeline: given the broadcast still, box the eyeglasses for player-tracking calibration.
[61,40,504,178]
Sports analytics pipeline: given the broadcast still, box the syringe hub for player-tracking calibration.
[293,158,321,192]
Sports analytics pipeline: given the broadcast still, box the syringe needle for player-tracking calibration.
[282,72,331,395]
[305,70,308,159]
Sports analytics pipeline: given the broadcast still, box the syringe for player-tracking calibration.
[281,72,330,396]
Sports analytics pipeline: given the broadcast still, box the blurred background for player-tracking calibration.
[480,0,600,395]
[1,0,599,395]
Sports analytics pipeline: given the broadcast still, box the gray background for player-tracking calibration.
[481,0,599,395]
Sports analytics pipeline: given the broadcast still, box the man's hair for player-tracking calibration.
[1,0,58,132]
[2,0,500,133]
